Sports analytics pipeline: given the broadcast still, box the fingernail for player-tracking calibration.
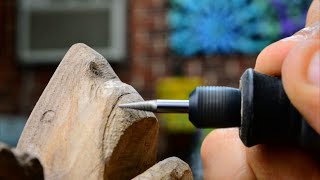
[281,34,305,42]
[308,51,320,87]
[281,22,320,42]
[295,22,320,39]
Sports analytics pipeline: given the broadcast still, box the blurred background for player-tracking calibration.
[0,0,312,178]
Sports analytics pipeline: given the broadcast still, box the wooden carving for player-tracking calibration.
[17,44,159,180]
[133,157,193,180]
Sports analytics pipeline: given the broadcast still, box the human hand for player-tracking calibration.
[201,1,320,179]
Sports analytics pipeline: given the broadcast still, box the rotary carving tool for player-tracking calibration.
[119,68,320,150]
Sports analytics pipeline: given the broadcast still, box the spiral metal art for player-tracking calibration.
[168,0,311,56]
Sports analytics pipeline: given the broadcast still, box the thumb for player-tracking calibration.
[282,39,320,133]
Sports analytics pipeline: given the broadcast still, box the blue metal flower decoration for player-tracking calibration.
[168,0,311,56]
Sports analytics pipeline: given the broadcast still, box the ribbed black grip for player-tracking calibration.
[189,86,241,128]
[240,69,320,150]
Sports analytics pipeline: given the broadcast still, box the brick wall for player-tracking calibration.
[0,0,20,114]
[0,0,57,114]
[129,0,170,97]
[0,0,256,116]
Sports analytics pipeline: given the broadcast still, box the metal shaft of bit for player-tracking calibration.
[119,100,189,113]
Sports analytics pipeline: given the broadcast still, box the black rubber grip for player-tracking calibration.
[240,69,320,151]
[187,68,320,151]
[189,86,241,128]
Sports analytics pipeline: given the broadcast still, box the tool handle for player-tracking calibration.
[239,69,320,150]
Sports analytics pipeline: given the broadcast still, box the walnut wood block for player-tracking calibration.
[17,44,159,180]
[132,157,193,180]
[0,142,44,180]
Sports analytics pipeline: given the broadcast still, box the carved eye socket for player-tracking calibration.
[89,62,103,77]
